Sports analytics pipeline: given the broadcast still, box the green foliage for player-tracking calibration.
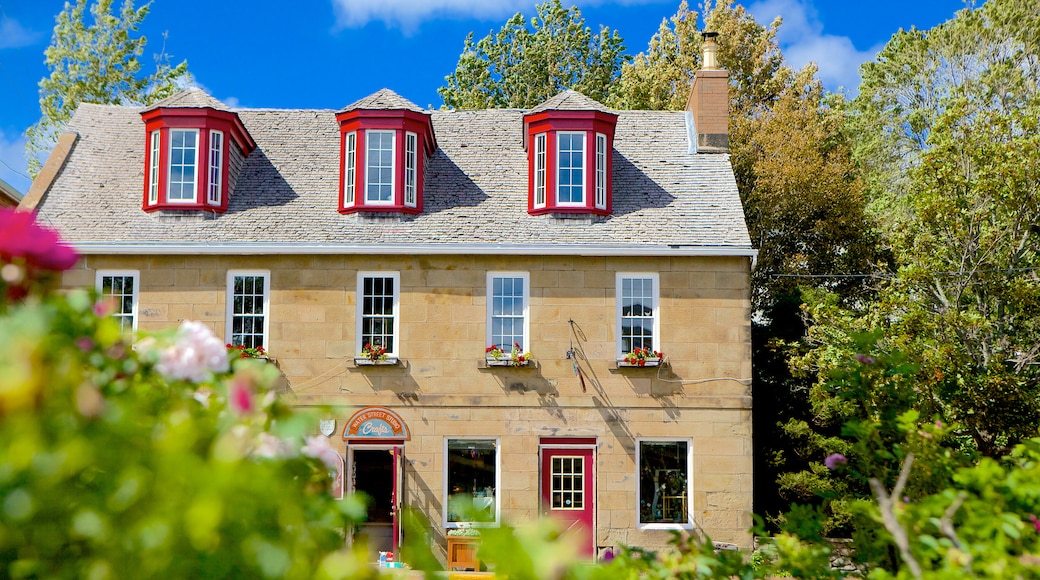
[26,0,189,176]
[438,0,627,108]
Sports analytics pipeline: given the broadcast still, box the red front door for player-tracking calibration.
[540,446,595,557]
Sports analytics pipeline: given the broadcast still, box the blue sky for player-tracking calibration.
[0,0,964,195]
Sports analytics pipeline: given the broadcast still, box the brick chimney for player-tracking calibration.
[686,31,729,152]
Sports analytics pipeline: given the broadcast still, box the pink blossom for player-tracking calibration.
[254,433,292,459]
[302,435,342,471]
[228,378,254,414]
[1030,514,1040,533]
[0,209,78,271]
[93,300,112,317]
[154,321,229,382]
[824,453,847,470]
[75,337,94,352]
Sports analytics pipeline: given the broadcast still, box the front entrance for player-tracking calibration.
[348,445,404,559]
[540,441,596,557]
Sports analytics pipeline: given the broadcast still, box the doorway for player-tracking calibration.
[348,445,404,558]
[540,442,596,557]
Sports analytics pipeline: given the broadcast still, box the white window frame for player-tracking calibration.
[226,270,271,349]
[148,130,160,204]
[556,131,586,206]
[616,273,660,359]
[486,272,530,352]
[364,130,396,205]
[443,437,501,527]
[96,270,139,334]
[404,131,417,208]
[595,133,607,210]
[534,133,547,208]
[635,438,693,530]
[344,131,356,205]
[167,128,199,203]
[207,130,223,205]
[356,271,401,358]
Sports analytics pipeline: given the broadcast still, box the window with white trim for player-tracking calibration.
[344,132,356,205]
[595,133,607,210]
[357,272,400,356]
[96,271,139,334]
[167,129,199,202]
[445,438,499,525]
[227,271,269,349]
[148,131,160,204]
[617,273,659,357]
[487,272,529,352]
[534,133,546,208]
[557,132,585,205]
[207,130,223,205]
[637,439,691,527]
[404,132,417,207]
[365,130,395,203]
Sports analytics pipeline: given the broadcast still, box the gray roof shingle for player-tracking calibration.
[141,87,231,112]
[34,92,752,253]
[338,89,425,114]
[528,90,613,114]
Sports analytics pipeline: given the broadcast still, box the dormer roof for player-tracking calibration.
[141,87,232,113]
[339,89,425,114]
[528,90,613,114]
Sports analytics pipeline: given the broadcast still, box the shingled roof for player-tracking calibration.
[32,91,753,256]
[527,90,613,114]
[141,87,232,112]
[339,88,425,114]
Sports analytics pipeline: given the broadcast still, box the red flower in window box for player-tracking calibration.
[622,347,663,367]
[360,343,388,362]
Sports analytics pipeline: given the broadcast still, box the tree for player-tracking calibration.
[438,0,627,109]
[26,0,188,176]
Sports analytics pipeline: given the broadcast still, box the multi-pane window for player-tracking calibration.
[534,133,546,207]
[445,439,499,525]
[617,273,659,357]
[207,131,223,205]
[595,133,607,209]
[550,455,585,510]
[365,130,395,203]
[487,273,529,352]
[557,132,585,204]
[344,132,357,204]
[404,132,417,207]
[96,271,139,334]
[637,440,691,526]
[148,131,160,204]
[167,129,199,201]
[358,272,399,355]
[227,271,269,349]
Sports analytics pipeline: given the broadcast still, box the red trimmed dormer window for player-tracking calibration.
[140,93,255,214]
[336,89,435,215]
[524,92,617,216]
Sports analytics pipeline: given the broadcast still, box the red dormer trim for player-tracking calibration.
[336,109,435,215]
[524,109,617,216]
[140,107,256,213]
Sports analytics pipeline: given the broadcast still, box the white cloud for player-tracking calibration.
[0,17,43,50]
[0,130,32,197]
[331,0,534,29]
[747,0,880,94]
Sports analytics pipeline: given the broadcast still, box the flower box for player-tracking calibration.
[353,356,399,366]
[617,357,662,368]
[485,357,531,367]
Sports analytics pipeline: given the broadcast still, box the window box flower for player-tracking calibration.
[485,342,531,367]
[618,347,664,367]
[227,343,270,361]
[354,343,398,366]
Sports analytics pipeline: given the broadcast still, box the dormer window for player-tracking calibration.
[524,91,617,216]
[336,89,435,215]
[139,89,255,214]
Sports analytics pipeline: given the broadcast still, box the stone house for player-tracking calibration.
[23,38,755,566]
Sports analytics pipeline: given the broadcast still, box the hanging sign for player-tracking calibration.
[343,406,410,440]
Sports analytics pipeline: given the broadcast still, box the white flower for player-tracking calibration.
[254,432,293,459]
[302,435,342,471]
[154,321,229,383]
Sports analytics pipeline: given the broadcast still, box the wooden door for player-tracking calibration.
[540,446,595,557]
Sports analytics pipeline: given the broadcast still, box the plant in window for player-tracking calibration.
[486,342,530,366]
[227,343,268,359]
[360,343,388,362]
[623,346,663,367]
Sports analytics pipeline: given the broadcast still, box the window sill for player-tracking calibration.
[616,358,662,368]
[353,356,400,367]
[483,357,532,368]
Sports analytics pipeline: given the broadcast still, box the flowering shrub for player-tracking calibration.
[227,342,268,359]
[486,342,530,366]
[623,346,663,366]
[360,342,388,362]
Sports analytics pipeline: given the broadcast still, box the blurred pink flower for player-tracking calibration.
[824,453,847,470]
[228,377,254,414]
[154,321,229,382]
[302,435,342,471]
[0,209,78,271]
[254,433,292,459]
